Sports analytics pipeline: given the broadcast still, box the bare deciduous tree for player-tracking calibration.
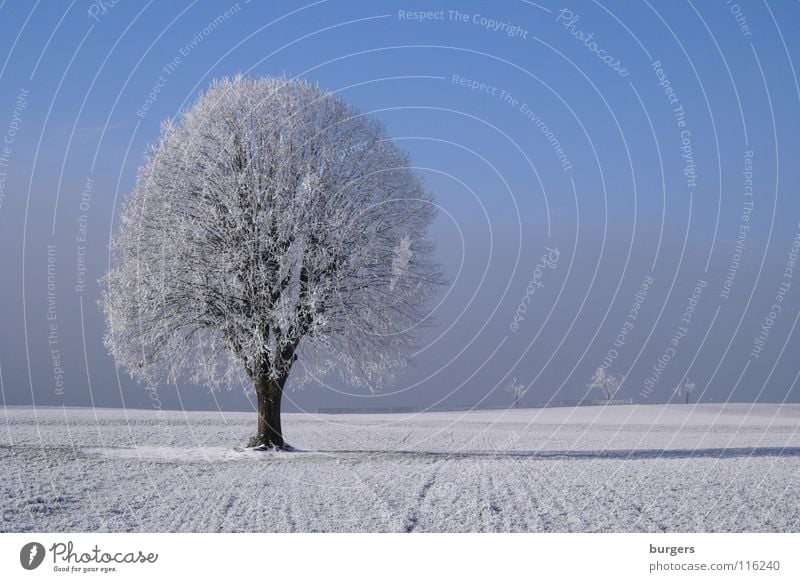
[102,76,443,449]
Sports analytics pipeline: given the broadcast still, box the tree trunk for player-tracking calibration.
[252,372,288,449]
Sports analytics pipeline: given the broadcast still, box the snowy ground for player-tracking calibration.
[1,403,799,532]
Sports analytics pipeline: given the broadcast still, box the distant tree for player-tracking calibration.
[506,377,529,408]
[102,76,443,449]
[587,367,623,401]
[673,379,696,404]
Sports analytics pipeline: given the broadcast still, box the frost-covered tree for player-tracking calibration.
[673,379,696,404]
[102,76,442,449]
[587,367,623,401]
[506,377,528,408]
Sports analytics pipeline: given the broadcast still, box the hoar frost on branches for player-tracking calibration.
[102,76,443,449]
[506,377,529,408]
[674,379,696,404]
[587,367,623,401]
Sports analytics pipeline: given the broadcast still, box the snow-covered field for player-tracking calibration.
[1,403,799,532]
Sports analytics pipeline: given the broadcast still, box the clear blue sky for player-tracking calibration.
[0,0,799,412]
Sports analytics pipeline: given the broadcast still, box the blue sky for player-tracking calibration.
[0,0,799,412]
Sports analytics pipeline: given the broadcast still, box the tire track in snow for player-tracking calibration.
[402,461,441,533]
